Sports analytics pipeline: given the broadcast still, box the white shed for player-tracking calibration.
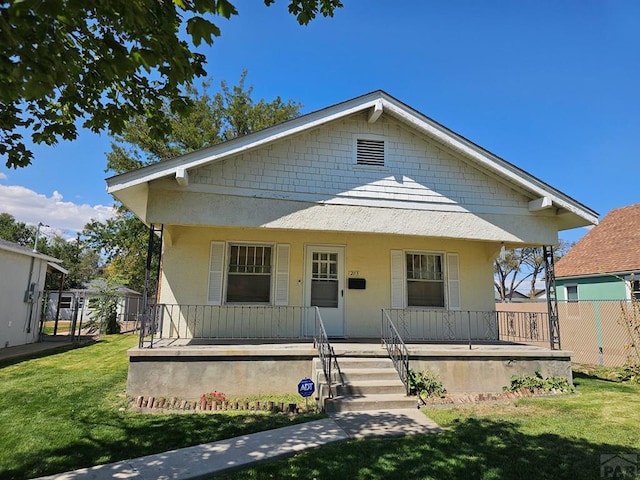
[0,238,64,348]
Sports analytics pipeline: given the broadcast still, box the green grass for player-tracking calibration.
[217,372,640,480]
[0,335,323,480]
[2,337,639,480]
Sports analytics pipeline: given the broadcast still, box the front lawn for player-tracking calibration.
[218,372,640,480]
[1,335,638,480]
[0,335,322,480]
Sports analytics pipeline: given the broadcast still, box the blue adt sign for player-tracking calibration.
[297,378,315,398]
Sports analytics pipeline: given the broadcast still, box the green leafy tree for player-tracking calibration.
[41,234,101,290]
[83,74,302,293]
[0,213,36,246]
[1,0,342,168]
[83,211,151,293]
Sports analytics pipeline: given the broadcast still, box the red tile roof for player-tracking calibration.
[555,203,640,278]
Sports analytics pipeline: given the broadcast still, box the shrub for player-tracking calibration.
[504,370,574,393]
[408,368,447,400]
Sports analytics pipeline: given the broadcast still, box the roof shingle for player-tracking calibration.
[555,203,640,278]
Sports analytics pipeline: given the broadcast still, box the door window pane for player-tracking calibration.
[311,252,339,308]
[311,280,339,308]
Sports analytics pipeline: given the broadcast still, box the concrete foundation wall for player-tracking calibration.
[126,346,572,399]
[411,355,572,393]
[126,348,316,400]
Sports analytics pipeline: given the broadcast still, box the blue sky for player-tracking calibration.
[1,0,638,243]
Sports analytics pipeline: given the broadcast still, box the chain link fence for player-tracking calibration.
[497,301,635,366]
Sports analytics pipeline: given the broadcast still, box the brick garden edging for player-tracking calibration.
[130,388,570,414]
[130,396,308,414]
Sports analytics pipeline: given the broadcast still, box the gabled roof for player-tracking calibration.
[106,90,598,230]
[555,203,640,278]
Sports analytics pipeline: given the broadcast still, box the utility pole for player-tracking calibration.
[33,222,49,252]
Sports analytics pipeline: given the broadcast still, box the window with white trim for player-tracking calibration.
[406,252,444,307]
[208,242,289,306]
[226,244,272,303]
[390,250,459,310]
[566,285,578,303]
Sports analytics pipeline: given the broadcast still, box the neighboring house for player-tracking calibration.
[555,203,640,301]
[46,281,144,326]
[106,91,598,399]
[554,203,640,366]
[496,288,546,303]
[107,90,597,340]
[496,280,547,303]
[0,238,67,348]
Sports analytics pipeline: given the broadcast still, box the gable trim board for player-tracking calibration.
[106,90,598,232]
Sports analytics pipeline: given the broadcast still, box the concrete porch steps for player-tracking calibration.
[315,356,417,413]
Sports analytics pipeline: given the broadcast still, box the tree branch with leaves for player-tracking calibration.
[0,0,342,168]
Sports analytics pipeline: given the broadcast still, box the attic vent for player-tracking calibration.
[356,139,385,166]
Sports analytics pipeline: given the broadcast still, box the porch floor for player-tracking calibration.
[134,339,568,358]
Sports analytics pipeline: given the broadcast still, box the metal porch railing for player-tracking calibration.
[138,304,317,348]
[381,309,410,395]
[313,307,340,400]
[383,308,554,349]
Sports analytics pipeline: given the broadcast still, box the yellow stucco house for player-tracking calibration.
[107,91,598,400]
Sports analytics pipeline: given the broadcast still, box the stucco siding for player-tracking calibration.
[149,192,558,245]
[157,226,496,338]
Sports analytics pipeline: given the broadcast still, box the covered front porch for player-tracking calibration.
[126,304,570,404]
[139,304,554,349]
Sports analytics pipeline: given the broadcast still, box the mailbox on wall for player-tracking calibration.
[348,278,366,290]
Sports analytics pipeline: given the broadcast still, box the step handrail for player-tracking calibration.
[381,308,410,395]
[313,307,340,399]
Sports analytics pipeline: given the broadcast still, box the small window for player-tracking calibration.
[632,279,640,301]
[226,245,272,303]
[566,285,578,302]
[356,138,385,166]
[59,295,73,309]
[406,253,444,307]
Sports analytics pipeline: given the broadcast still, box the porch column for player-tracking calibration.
[543,245,561,350]
[141,223,163,348]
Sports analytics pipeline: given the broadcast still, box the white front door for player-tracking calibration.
[305,245,345,337]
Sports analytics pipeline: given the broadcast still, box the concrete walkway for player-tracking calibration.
[34,410,442,480]
[0,336,95,363]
